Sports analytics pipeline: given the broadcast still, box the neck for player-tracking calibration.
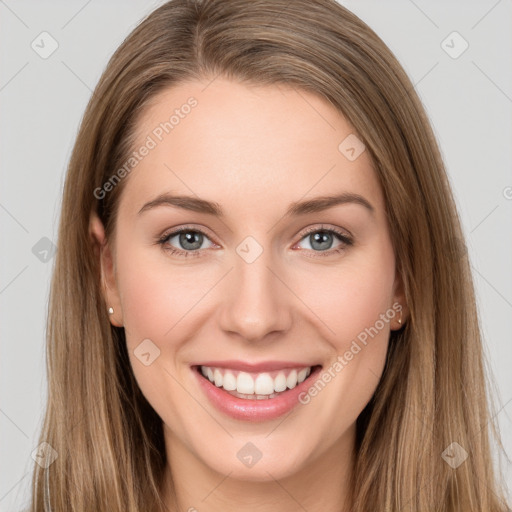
[159,424,355,512]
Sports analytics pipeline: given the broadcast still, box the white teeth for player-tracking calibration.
[274,372,287,392]
[222,371,237,391]
[228,391,279,400]
[286,370,298,389]
[254,373,275,395]
[297,368,308,383]
[237,372,255,394]
[200,365,314,397]
[213,368,223,387]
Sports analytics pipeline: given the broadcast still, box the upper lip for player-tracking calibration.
[193,360,321,372]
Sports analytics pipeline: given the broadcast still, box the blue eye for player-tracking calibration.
[299,230,341,251]
[157,225,353,258]
[158,227,215,257]
[294,226,353,257]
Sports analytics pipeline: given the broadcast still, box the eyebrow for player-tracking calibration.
[137,192,375,217]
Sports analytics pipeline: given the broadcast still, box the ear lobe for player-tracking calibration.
[392,268,409,330]
[89,212,123,327]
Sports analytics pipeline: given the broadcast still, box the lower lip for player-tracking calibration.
[193,365,322,422]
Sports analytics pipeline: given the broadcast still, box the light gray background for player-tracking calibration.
[1,1,511,510]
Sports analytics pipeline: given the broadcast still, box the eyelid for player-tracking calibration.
[157,223,353,257]
[290,224,353,255]
[158,224,219,244]
[156,224,219,258]
[294,223,353,243]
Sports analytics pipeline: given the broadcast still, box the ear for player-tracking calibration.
[89,212,124,327]
[391,267,408,330]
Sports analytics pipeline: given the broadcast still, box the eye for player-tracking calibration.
[294,226,353,257]
[156,224,353,259]
[157,226,216,257]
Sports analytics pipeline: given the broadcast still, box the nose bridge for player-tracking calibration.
[218,238,292,341]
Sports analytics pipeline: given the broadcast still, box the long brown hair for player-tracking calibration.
[29,0,510,510]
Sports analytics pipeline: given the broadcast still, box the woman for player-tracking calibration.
[29,0,510,510]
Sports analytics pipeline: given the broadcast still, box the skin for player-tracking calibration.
[90,78,408,512]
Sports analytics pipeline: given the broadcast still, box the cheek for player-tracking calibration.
[295,240,396,428]
[298,238,396,347]
[114,237,211,345]
[117,257,174,343]
[112,241,206,432]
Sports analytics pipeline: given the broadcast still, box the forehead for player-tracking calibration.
[119,78,385,219]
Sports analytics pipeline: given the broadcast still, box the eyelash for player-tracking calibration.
[156,224,353,259]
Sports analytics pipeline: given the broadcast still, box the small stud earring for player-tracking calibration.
[108,307,114,315]
[398,310,403,326]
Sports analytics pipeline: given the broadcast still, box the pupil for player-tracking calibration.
[180,231,202,250]
[176,231,334,252]
[311,231,332,251]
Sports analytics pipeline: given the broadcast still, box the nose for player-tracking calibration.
[217,249,293,343]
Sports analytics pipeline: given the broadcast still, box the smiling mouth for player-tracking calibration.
[194,364,322,400]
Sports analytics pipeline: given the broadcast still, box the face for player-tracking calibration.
[91,78,406,483]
